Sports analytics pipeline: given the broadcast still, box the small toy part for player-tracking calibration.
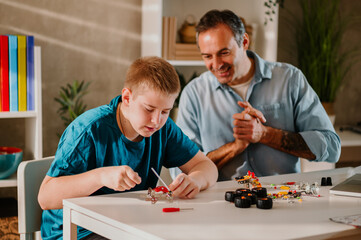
[154,186,168,193]
[162,207,193,212]
[225,191,235,202]
[252,187,267,198]
[166,191,173,203]
[227,172,274,210]
[235,188,251,195]
[321,177,333,186]
[326,177,332,186]
[145,187,173,204]
[244,192,256,204]
[321,177,327,186]
[151,168,172,192]
[234,196,251,208]
[256,197,273,209]
[235,171,261,189]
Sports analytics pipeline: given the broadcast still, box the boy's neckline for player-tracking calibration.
[117,103,144,142]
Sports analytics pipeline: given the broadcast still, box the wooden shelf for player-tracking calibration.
[0,173,17,188]
[0,111,37,118]
[168,60,204,66]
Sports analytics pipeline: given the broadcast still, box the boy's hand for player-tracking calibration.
[101,166,141,191]
[168,173,200,199]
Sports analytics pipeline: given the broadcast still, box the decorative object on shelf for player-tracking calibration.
[0,146,23,179]
[162,15,256,61]
[291,0,361,123]
[163,16,202,61]
[54,80,90,129]
[179,15,197,43]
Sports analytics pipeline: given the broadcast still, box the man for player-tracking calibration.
[171,9,340,181]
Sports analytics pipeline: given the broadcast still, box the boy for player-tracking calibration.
[38,56,218,239]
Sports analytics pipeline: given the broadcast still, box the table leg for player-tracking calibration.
[63,205,78,240]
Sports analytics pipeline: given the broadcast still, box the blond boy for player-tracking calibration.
[38,56,218,240]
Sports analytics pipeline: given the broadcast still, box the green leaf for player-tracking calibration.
[54,80,91,134]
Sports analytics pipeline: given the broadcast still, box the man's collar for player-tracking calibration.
[246,50,272,82]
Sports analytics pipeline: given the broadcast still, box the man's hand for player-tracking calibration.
[233,101,267,143]
[215,138,249,169]
[237,101,266,123]
[168,173,200,199]
[100,166,141,192]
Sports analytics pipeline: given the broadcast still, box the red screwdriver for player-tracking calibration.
[162,207,194,212]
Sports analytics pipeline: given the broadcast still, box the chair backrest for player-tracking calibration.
[17,156,54,240]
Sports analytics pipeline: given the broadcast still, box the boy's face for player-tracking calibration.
[122,87,177,139]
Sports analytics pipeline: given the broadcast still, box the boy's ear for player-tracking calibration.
[121,88,132,105]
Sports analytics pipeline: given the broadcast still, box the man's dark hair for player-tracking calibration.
[196,9,245,47]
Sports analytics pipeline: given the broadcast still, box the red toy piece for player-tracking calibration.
[154,186,168,193]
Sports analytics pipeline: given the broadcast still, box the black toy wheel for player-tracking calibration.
[256,197,273,209]
[234,196,251,208]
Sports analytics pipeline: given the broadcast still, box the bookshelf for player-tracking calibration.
[0,46,42,188]
[141,0,279,64]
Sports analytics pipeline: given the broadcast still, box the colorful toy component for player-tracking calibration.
[225,171,273,210]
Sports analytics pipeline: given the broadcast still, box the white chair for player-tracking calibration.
[17,156,54,240]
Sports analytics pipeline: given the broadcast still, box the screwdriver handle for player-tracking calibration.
[162,207,193,212]
[163,207,180,212]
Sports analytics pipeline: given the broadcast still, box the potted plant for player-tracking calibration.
[54,80,90,135]
[291,0,360,122]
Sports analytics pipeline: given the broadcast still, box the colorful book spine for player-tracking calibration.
[17,35,27,111]
[0,35,9,111]
[8,35,18,111]
[26,36,34,111]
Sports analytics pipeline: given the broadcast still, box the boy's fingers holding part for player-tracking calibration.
[126,168,141,184]
[169,173,185,190]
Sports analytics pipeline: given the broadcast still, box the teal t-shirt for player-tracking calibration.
[41,95,199,240]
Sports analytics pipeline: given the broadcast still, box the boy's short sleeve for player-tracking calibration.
[47,128,95,177]
[162,118,199,168]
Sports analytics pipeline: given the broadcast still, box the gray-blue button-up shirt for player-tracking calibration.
[174,51,341,180]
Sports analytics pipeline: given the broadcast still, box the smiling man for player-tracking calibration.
[171,9,340,181]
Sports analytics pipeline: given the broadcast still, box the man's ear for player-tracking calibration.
[121,88,132,106]
[242,33,250,50]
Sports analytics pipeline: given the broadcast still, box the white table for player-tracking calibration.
[335,128,361,147]
[63,167,361,240]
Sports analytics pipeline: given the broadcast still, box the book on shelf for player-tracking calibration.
[167,17,176,60]
[0,35,9,111]
[17,35,27,111]
[26,36,34,111]
[8,35,18,112]
[162,17,169,59]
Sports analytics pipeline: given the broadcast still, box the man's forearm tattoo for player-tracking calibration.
[280,131,316,160]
